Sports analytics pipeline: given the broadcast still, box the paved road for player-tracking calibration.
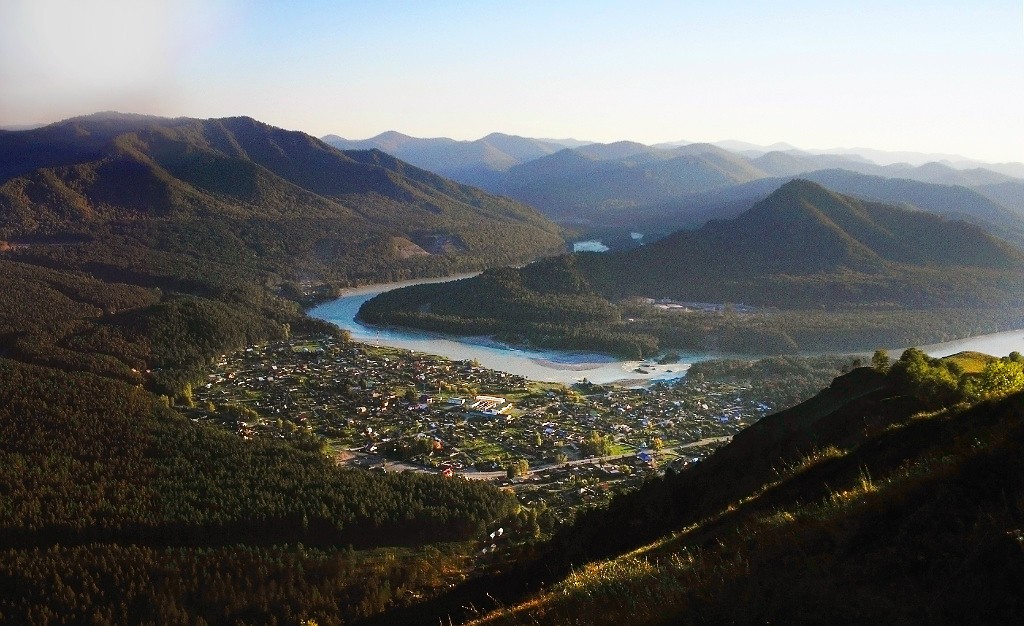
[336,435,733,481]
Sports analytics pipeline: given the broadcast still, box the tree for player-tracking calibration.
[871,349,890,373]
[507,458,529,478]
[963,358,1024,400]
[893,348,960,407]
[581,431,614,457]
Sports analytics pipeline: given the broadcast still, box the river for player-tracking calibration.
[308,276,1024,385]
[307,275,701,385]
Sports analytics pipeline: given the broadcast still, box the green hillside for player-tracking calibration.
[0,113,565,289]
[360,181,1024,357]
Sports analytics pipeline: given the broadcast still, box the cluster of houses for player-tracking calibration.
[194,336,771,491]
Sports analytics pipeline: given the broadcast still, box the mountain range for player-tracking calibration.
[324,130,1024,249]
[321,131,576,189]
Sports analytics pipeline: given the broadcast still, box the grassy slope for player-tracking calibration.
[372,362,1024,626]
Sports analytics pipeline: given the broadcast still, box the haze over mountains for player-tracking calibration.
[324,131,1024,249]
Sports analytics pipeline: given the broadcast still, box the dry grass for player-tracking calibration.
[464,396,1024,626]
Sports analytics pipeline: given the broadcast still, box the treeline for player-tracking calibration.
[0,542,470,625]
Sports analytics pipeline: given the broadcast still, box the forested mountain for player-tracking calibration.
[390,352,1024,625]
[626,171,1024,258]
[360,181,1024,357]
[630,179,1024,280]
[0,113,565,282]
[0,113,566,624]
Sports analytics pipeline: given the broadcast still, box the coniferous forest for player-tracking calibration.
[0,114,557,624]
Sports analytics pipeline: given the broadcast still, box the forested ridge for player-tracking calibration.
[0,113,559,624]
[361,180,1024,358]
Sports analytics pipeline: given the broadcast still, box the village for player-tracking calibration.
[192,335,772,519]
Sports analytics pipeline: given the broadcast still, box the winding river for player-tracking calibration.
[307,275,702,385]
[308,276,1024,385]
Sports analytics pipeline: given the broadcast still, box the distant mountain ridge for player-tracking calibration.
[322,131,583,188]
[323,130,1023,245]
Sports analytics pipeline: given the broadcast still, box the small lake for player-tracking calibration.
[308,276,1024,385]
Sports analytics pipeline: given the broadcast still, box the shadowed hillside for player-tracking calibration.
[360,351,1024,625]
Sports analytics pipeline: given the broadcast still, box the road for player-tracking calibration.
[335,435,733,481]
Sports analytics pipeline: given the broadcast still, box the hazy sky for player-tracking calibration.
[1,0,1021,162]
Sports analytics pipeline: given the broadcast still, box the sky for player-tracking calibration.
[1,0,1022,163]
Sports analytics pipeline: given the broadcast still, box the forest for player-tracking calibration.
[0,114,567,623]
[359,259,1024,359]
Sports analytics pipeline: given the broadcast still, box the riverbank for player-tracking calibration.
[307,275,701,386]
[309,275,1024,385]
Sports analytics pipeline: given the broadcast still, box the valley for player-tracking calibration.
[358,182,1024,359]
[189,335,826,525]
[1,112,1023,625]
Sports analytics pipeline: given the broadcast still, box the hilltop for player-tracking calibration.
[360,181,1024,357]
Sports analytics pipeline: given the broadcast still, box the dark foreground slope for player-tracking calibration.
[364,351,1024,626]
[360,180,1024,356]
